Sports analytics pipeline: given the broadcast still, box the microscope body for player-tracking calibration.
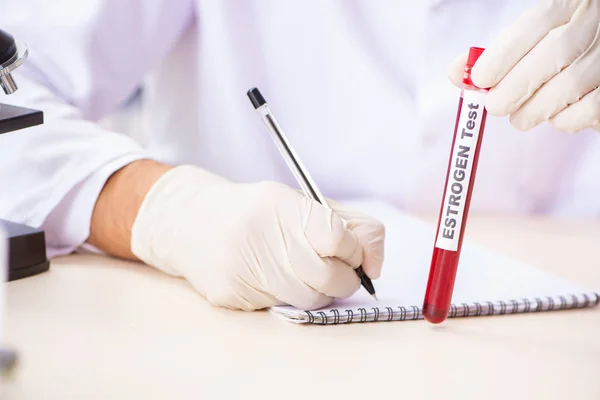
[0,28,49,281]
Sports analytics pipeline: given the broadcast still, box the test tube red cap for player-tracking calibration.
[466,47,485,68]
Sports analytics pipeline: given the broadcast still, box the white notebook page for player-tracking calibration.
[271,200,594,320]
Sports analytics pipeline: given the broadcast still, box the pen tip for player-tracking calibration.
[372,294,378,301]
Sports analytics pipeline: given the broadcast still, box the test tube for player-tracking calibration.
[422,47,490,324]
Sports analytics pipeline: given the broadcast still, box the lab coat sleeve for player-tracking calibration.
[0,0,194,258]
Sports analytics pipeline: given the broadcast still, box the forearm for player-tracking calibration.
[88,159,173,260]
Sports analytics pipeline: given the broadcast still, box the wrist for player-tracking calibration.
[88,159,173,260]
[130,165,233,274]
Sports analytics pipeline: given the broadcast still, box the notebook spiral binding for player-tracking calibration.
[301,292,600,325]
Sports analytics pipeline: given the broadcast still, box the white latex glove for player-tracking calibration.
[130,165,385,311]
[449,0,600,133]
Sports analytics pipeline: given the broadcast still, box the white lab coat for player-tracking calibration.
[0,0,599,258]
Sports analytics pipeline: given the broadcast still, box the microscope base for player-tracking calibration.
[0,103,48,281]
[1,219,49,281]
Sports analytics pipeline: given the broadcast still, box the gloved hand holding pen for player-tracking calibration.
[448,0,600,134]
[89,161,385,311]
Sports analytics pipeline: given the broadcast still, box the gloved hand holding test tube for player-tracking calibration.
[423,47,490,324]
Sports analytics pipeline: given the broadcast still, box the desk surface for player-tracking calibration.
[3,216,600,399]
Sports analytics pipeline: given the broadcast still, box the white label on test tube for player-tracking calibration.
[435,90,486,251]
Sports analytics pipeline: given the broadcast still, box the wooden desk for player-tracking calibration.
[3,216,600,399]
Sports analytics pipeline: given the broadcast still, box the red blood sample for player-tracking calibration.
[422,47,490,324]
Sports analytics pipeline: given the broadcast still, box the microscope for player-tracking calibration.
[0,28,49,282]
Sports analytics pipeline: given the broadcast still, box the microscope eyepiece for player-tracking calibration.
[0,28,28,95]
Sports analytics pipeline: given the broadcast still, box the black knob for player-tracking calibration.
[0,29,17,65]
[247,87,266,109]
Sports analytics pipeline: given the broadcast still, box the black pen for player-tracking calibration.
[246,87,377,300]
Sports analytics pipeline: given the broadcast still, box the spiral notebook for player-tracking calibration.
[270,200,600,325]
